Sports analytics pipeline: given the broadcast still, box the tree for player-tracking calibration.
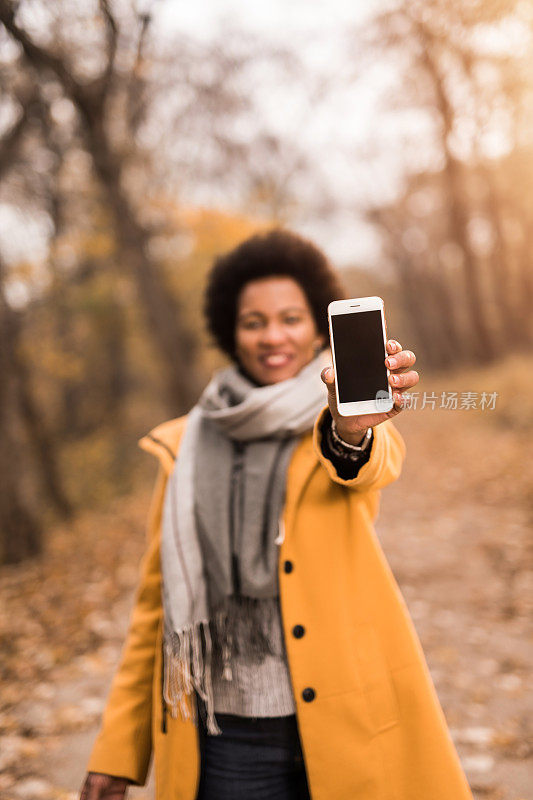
[0,0,202,412]
[355,0,532,366]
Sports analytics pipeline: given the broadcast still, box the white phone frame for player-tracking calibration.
[328,296,393,417]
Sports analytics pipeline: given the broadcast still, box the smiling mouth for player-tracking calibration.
[259,353,294,368]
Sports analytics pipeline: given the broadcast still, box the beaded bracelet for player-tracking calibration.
[330,418,373,454]
[326,419,373,461]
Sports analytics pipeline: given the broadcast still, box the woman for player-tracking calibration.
[80,229,473,800]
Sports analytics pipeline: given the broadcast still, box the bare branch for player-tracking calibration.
[0,0,98,124]
[125,10,151,135]
[0,86,39,180]
[98,0,119,99]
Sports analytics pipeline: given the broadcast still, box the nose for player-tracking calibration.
[260,321,287,346]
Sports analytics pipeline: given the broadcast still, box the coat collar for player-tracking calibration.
[138,414,320,520]
[138,415,188,474]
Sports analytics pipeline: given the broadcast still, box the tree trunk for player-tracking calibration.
[11,335,73,520]
[416,23,499,362]
[87,121,202,413]
[370,209,461,369]
[478,165,524,349]
[0,289,43,564]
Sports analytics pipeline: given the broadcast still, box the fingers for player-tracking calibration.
[386,342,418,403]
[320,365,337,402]
[388,369,419,390]
[392,391,409,409]
[320,365,334,388]
[80,773,129,800]
[385,344,416,372]
[386,339,401,355]
[83,774,107,800]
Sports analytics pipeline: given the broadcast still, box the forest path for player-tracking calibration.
[1,394,531,800]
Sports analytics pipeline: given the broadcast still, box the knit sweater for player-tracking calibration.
[211,413,372,718]
[211,597,297,716]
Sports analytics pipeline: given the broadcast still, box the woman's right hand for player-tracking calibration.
[79,772,130,800]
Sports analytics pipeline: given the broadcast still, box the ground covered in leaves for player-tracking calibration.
[0,355,532,800]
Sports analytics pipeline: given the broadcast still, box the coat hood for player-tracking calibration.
[138,415,188,474]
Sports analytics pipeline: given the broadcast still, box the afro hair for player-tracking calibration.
[203,228,346,359]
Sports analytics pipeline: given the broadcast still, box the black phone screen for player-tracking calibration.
[331,309,389,403]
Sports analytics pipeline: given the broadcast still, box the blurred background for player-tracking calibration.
[0,1,531,798]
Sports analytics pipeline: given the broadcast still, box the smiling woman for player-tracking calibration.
[203,229,343,364]
[235,277,325,385]
[81,228,473,800]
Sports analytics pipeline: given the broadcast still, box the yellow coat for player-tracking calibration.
[87,408,473,800]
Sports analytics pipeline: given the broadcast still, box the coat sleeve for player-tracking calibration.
[312,405,406,492]
[86,463,167,785]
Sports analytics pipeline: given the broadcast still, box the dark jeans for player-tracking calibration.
[195,698,312,800]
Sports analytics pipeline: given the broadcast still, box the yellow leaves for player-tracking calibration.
[61,433,116,505]
[26,345,84,381]
[76,230,115,260]
[181,205,267,257]
[0,483,152,778]
[7,260,36,283]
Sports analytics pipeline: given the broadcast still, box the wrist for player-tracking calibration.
[330,418,372,453]
[334,424,367,447]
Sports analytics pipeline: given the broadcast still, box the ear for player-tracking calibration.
[313,335,326,355]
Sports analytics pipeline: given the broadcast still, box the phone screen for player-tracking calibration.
[331,310,389,403]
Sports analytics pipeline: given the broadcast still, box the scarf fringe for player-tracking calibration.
[163,597,285,736]
[163,619,221,735]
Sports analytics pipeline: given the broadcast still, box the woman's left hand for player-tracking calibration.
[320,339,419,446]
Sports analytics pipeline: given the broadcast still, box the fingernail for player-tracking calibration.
[391,375,399,385]
[387,357,397,368]
[389,341,397,351]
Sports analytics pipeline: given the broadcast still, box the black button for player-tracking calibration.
[283,560,293,573]
[292,625,305,638]
[302,687,315,702]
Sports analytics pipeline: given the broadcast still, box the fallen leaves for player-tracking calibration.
[0,484,152,798]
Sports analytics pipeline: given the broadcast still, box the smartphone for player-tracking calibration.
[328,296,393,416]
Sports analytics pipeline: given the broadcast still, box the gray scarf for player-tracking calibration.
[160,351,330,734]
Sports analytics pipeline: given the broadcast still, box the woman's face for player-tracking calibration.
[234,276,325,385]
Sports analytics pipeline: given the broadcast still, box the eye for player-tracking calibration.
[284,315,303,325]
[240,318,262,330]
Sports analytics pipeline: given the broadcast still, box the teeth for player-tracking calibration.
[263,354,289,366]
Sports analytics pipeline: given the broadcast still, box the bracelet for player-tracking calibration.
[330,418,372,453]
[324,424,363,462]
